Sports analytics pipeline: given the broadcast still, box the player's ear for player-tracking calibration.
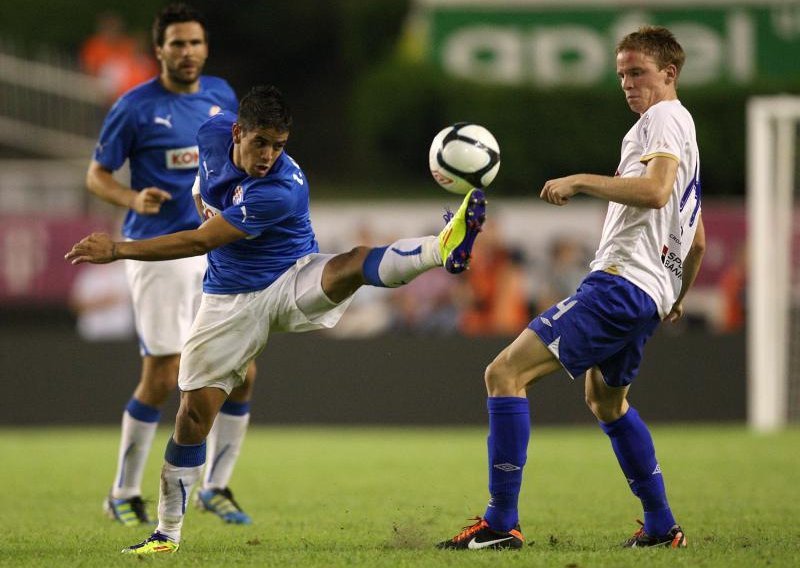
[232,122,242,144]
[664,63,678,85]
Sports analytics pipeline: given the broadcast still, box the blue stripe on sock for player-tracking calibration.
[362,246,388,287]
[179,478,187,515]
[208,444,230,482]
[125,398,161,423]
[220,400,250,416]
[116,442,135,488]
[164,437,206,468]
[390,245,422,257]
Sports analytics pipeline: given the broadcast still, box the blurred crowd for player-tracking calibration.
[63,11,749,343]
[79,11,158,104]
[323,218,595,339]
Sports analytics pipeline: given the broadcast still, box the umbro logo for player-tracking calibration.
[154,114,173,128]
[493,462,521,472]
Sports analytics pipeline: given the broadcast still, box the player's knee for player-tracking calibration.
[484,357,516,396]
[344,246,370,270]
[175,399,213,444]
[585,394,624,423]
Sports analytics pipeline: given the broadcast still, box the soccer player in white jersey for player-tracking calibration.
[66,84,487,554]
[438,26,706,550]
[86,3,255,526]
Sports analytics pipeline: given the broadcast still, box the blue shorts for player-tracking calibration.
[528,271,660,387]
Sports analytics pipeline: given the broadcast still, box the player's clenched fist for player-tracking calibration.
[65,232,117,265]
[131,187,172,215]
[540,176,577,206]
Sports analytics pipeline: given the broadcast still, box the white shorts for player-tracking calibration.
[125,254,206,356]
[178,254,352,394]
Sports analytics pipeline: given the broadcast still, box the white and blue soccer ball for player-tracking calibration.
[428,122,500,195]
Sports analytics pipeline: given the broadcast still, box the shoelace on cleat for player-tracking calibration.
[442,207,454,224]
[629,519,646,540]
[452,517,487,542]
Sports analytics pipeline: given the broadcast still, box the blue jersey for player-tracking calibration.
[93,76,238,240]
[197,112,319,294]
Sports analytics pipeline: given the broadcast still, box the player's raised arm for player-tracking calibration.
[65,214,247,264]
[540,155,677,209]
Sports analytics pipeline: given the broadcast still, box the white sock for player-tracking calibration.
[203,412,250,490]
[156,461,203,542]
[111,412,158,499]
[371,236,439,287]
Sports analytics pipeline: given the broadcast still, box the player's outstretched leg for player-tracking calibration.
[438,188,486,273]
[360,188,486,289]
[437,517,524,550]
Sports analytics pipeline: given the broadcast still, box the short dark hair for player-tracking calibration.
[237,86,293,133]
[616,26,685,76]
[152,3,207,47]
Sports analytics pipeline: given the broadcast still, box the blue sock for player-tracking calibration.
[600,407,675,537]
[220,400,250,416]
[125,398,160,423]
[483,396,530,532]
[164,437,207,468]
[362,247,388,287]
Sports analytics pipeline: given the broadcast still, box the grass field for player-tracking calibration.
[3,425,799,567]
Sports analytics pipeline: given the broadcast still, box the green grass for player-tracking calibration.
[2,425,798,567]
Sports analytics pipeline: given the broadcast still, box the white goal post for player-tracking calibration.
[747,95,800,431]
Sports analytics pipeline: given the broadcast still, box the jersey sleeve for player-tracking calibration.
[93,97,136,171]
[221,179,294,237]
[639,104,683,164]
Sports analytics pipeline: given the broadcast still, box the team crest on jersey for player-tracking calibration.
[209,105,222,116]
[232,185,244,205]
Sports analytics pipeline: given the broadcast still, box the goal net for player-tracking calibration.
[747,96,800,431]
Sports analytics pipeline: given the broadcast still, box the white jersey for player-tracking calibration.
[589,99,701,318]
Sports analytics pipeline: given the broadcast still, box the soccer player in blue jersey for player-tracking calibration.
[437,26,706,551]
[86,3,254,526]
[66,84,487,554]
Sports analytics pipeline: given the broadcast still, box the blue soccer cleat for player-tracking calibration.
[196,487,252,525]
[104,494,152,527]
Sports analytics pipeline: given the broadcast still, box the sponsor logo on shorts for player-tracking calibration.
[166,146,199,169]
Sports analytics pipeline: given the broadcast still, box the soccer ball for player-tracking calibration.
[428,122,500,194]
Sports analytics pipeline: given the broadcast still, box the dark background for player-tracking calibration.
[0,312,745,425]
[1,0,792,197]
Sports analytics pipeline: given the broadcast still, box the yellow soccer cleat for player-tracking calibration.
[438,189,487,274]
[121,531,179,554]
